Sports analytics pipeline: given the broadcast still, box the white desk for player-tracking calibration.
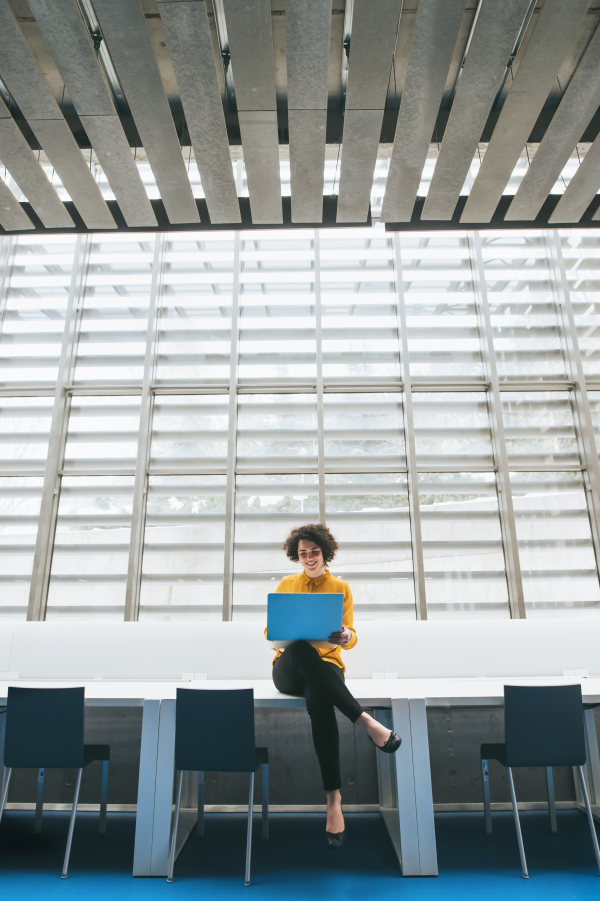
[2,676,598,879]
[0,678,433,877]
[1,619,600,879]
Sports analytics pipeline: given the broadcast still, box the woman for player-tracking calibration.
[267,523,401,849]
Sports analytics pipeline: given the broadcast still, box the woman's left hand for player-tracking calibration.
[328,626,352,646]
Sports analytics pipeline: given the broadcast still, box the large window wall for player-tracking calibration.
[1,227,600,623]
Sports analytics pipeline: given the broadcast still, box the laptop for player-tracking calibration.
[267,592,344,649]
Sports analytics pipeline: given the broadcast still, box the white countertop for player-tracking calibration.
[1,676,599,707]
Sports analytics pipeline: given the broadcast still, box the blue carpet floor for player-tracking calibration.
[0,808,599,899]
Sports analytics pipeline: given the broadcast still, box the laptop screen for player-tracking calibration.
[266,593,344,641]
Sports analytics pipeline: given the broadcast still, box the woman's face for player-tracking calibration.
[297,539,326,578]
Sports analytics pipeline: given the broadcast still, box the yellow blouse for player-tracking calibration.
[265,569,357,673]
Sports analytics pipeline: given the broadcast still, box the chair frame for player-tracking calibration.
[167,761,268,886]
[0,758,109,878]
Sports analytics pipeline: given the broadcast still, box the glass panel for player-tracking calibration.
[320,229,400,385]
[419,472,510,619]
[63,396,141,473]
[1,235,75,387]
[149,395,228,472]
[588,390,600,456]
[74,235,154,385]
[323,392,405,469]
[401,233,482,380]
[325,473,414,619]
[0,396,54,474]
[482,232,565,381]
[0,476,43,621]
[232,474,319,620]
[237,394,317,472]
[560,230,600,377]
[157,233,235,385]
[413,392,493,467]
[139,475,226,621]
[239,232,316,385]
[46,475,134,619]
[501,391,579,467]
[511,472,600,617]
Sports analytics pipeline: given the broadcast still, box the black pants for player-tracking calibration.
[272,641,363,792]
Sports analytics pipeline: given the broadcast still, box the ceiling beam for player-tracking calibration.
[158,0,240,225]
[0,98,74,228]
[286,0,331,224]
[461,0,592,223]
[337,0,402,223]
[422,0,532,221]
[0,0,116,229]
[92,0,200,225]
[222,0,282,224]
[549,138,600,223]
[0,176,34,231]
[27,0,157,229]
[506,22,600,221]
[380,0,465,223]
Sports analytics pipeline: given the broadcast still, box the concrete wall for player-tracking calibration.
[8,705,598,808]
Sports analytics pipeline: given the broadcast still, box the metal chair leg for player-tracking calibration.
[167,771,184,883]
[577,766,600,875]
[0,767,12,824]
[507,767,528,879]
[34,768,44,834]
[197,771,204,839]
[546,766,557,834]
[481,759,492,834]
[61,768,83,879]
[262,762,268,841]
[245,771,254,886]
[99,760,109,836]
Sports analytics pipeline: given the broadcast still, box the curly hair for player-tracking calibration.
[283,523,339,565]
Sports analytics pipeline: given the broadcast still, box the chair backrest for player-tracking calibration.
[4,686,85,769]
[504,684,586,767]
[175,688,256,773]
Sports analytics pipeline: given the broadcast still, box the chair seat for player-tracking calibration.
[83,744,110,767]
[254,747,268,769]
[480,742,507,766]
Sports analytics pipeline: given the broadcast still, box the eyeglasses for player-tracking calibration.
[298,550,322,559]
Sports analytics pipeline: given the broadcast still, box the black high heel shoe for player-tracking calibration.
[326,830,345,849]
[369,730,402,753]
[326,805,345,849]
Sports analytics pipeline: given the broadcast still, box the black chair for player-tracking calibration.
[0,687,110,878]
[167,688,268,886]
[480,684,600,878]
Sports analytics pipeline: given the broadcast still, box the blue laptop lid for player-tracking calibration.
[267,593,344,641]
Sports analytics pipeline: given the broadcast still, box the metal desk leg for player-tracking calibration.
[0,709,6,802]
[584,708,600,824]
[408,698,438,876]
[374,699,420,876]
[149,699,177,876]
[133,700,160,876]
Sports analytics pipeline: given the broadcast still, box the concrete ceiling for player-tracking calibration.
[0,0,599,233]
